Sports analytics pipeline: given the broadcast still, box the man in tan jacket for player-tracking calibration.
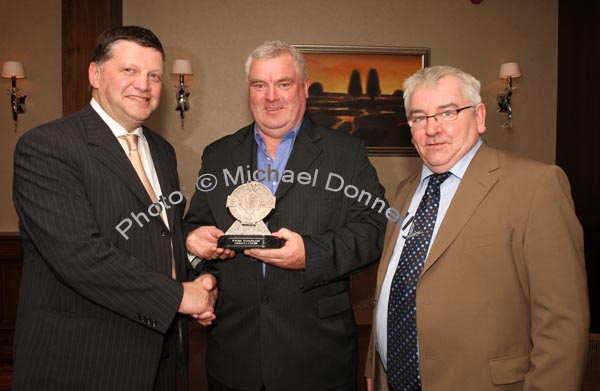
[366,65,589,391]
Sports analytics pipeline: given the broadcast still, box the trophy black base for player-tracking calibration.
[218,235,284,251]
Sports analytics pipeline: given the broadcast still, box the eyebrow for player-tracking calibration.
[276,77,295,83]
[120,63,163,73]
[410,103,459,114]
[249,76,295,85]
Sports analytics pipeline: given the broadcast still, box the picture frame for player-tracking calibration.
[294,45,430,156]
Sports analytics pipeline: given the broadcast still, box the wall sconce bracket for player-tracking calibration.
[171,59,193,129]
[496,62,521,129]
[2,61,27,131]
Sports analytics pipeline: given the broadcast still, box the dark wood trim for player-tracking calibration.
[0,233,22,366]
[62,0,122,116]
[556,1,600,332]
[0,234,22,263]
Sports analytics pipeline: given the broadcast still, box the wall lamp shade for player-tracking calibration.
[1,61,27,131]
[497,62,521,128]
[2,61,26,78]
[171,59,193,75]
[171,59,193,128]
[499,62,521,79]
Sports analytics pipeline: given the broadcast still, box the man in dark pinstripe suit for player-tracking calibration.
[12,26,216,391]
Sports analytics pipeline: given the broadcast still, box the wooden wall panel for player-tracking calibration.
[0,234,23,323]
[556,1,600,332]
[62,0,122,116]
[0,234,23,368]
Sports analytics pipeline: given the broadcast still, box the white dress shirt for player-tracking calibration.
[90,98,169,229]
[375,138,482,369]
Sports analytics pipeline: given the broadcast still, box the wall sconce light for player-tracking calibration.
[2,61,27,131]
[497,62,521,128]
[171,59,193,129]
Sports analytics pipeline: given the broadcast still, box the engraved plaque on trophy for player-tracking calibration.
[217,181,285,250]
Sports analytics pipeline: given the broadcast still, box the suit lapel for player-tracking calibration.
[274,118,321,201]
[230,125,256,174]
[83,105,159,214]
[145,129,175,228]
[422,144,500,274]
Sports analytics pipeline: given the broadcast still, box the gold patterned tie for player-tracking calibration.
[121,134,159,203]
[120,134,177,279]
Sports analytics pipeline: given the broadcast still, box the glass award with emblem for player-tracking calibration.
[217,181,285,250]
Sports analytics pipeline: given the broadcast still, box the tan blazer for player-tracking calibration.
[366,144,589,391]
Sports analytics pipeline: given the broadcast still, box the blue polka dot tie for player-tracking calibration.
[387,172,451,391]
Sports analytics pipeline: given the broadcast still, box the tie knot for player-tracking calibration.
[428,172,451,189]
[120,134,139,152]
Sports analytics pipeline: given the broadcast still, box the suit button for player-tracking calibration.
[261,296,269,305]
[151,320,157,327]
[134,313,142,320]
[161,229,169,237]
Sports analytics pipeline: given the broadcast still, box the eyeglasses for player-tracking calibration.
[407,105,475,128]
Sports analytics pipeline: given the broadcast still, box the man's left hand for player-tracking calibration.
[244,228,305,270]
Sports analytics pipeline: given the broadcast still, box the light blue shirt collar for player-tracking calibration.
[253,120,302,152]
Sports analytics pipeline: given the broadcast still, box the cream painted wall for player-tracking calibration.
[124,0,557,204]
[0,0,557,232]
[0,0,62,232]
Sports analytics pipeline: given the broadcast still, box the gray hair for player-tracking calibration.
[245,40,308,83]
[403,65,481,112]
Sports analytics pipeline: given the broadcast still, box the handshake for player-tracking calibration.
[178,273,218,327]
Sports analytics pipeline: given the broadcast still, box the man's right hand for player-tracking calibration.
[179,273,218,326]
[186,226,236,260]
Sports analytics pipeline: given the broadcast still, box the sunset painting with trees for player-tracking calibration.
[301,49,428,155]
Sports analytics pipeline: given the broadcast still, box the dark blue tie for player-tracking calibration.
[387,172,451,391]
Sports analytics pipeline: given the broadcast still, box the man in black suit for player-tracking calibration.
[12,26,217,391]
[184,40,387,391]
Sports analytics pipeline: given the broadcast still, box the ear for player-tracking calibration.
[475,102,487,135]
[88,62,100,89]
[303,78,310,98]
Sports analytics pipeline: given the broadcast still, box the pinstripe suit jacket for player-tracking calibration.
[12,105,187,391]
[183,117,387,391]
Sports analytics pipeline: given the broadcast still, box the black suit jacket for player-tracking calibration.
[184,117,387,391]
[12,105,187,391]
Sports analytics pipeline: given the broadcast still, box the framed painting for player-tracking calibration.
[294,45,430,156]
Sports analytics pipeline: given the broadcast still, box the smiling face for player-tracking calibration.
[248,53,309,141]
[409,76,487,173]
[89,40,163,131]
